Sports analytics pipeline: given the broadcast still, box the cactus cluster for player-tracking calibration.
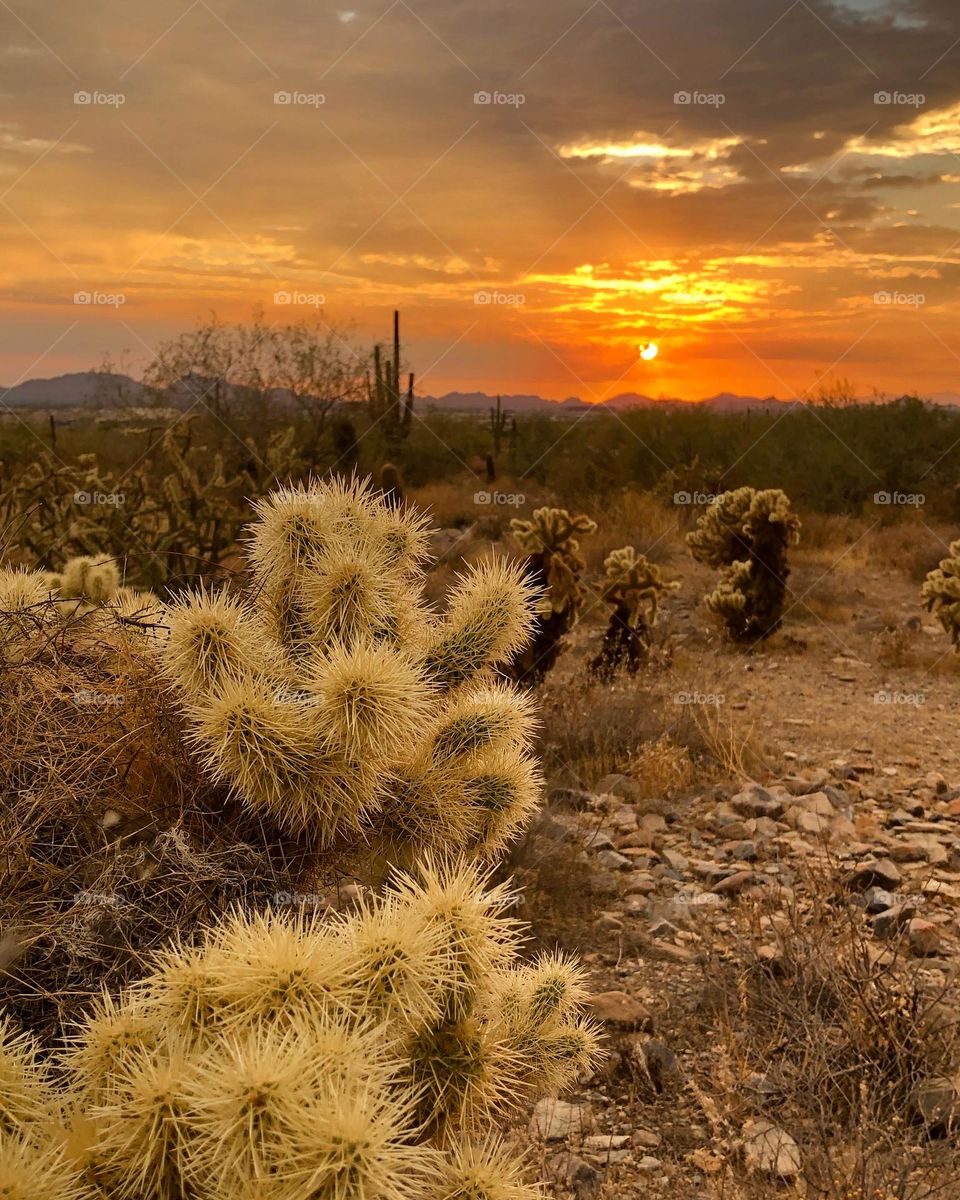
[921,540,960,648]
[507,507,597,684]
[367,311,414,454]
[590,546,678,679]
[686,487,800,642]
[162,478,541,860]
[0,557,161,645]
[0,861,598,1200]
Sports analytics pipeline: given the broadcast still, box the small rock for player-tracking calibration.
[909,918,942,957]
[863,886,896,914]
[661,848,689,872]
[546,1151,601,1199]
[531,1098,593,1141]
[587,991,650,1030]
[595,849,632,872]
[849,858,902,892]
[742,1119,802,1177]
[636,1156,662,1173]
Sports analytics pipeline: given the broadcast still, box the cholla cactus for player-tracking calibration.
[161,478,541,860]
[921,541,960,648]
[590,546,678,679]
[0,559,161,639]
[20,861,595,1199]
[686,488,800,642]
[507,506,597,684]
[0,1019,80,1200]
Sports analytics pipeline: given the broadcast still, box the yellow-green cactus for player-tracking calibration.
[507,506,597,683]
[590,546,678,678]
[162,478,542,860]
[2,862,597,1200]
[922,540,960,648]
[686,487,800,642]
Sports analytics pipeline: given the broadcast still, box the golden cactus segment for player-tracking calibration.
[0,1133,85,1200]
[307,641,433,760]
[163,592,281,700]
[427,683,537,766]
[58,555,120,604]
[61,993,159,1104]
[89,1040,193,1200]
[337,897,460,1036]
[423,558,541,688]
[460,749,543,857]
[433,1137,543,1200]
[0,1017,57,1135]
[204,908,353,1030]
[0,568,51,613]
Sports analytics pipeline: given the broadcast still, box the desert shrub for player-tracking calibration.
[701,888,960,1199]
[589,545,678,679]
[921,539,960,648]
[506,506,597,684]
[2,861,599,1200]
[686,487,800,642]
[162,477,542,865]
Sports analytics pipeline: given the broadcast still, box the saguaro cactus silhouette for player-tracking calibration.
[368,310,415,454]
[686,487,800,642]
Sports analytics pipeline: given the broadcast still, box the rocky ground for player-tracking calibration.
[505,549,960,1198]
[519,758,960,1198]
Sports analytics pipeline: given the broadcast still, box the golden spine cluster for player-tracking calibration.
[162,478,543,857]
[1,862,597,1200]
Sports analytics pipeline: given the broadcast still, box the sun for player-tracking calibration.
[640,342,659,361]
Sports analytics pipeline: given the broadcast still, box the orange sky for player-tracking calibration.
[2,0,960,401]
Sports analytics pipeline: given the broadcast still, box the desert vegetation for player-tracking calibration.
[5,321,960,1198]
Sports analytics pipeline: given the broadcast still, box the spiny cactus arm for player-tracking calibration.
[432,1137,543,1200]
[0,1131,86,1200]
[427,682,537,767]
[162,591,285,700]
[458,747,543,858]
[59,556,120,604]
[421,558,540,688]
[0,1017,57,1134]
[305,640,435,759]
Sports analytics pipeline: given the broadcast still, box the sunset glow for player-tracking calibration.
[1,0,959,402]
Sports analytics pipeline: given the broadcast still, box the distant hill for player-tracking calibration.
[1,373,956,414]
[0,371,142,408]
